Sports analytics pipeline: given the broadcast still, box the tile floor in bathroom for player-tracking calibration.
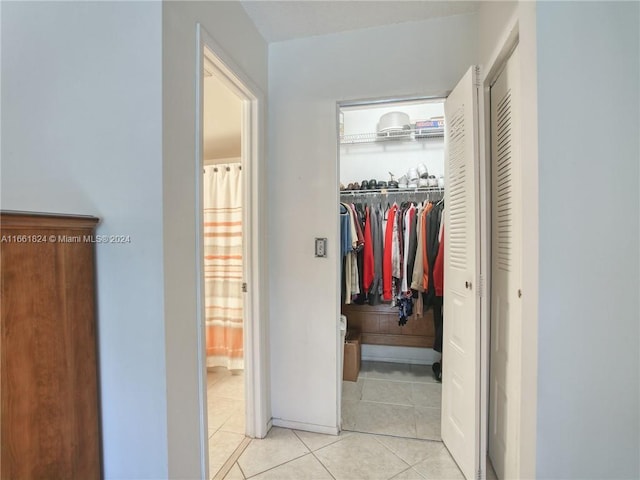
[208,361,480,479]
[207,367,246,478]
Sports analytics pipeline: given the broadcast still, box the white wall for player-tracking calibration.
[162,2,269,477]
[1,2,166,478]
[268,13,477,432]
[536,2,639,478]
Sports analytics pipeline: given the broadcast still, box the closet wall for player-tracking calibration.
[340,102,445,183]
[268,13,477,432]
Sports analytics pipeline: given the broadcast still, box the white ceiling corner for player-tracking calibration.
[240,1,479,43]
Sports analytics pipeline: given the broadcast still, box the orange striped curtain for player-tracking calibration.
[203,163,243,370]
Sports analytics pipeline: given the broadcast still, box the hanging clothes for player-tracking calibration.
[424,202,443,308]
[421,202,434,291]
[362,206,374,292]
[434,219,445,297]
[432,209,445,353]
[383,204,398,301]
[400,204,416,292]
[339,203,352,258]
[410,202,428,292]
[369,205,384,305]
[406,204,419,291]
[339,194,445,313]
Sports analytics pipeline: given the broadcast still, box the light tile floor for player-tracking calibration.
[225,427,463,479]
[343,361,442,440]
[210,361,487,480]
[208,368,246,479]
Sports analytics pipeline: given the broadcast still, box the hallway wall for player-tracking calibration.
[268,13,478,432]
[1,1,268,477]
[1,3,166,477]
[162,1,269,477]
[536,2,640,478]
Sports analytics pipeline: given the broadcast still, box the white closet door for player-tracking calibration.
[442,66,481,480]
[489,45,522,480]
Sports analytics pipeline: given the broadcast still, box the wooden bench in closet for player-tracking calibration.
[341,302,435,348]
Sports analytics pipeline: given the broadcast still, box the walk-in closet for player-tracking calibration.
[339,99,447,441]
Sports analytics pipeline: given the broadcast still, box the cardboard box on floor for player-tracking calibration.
[343,330,361,382]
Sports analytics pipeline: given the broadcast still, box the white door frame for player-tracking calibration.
[195,23,269,478]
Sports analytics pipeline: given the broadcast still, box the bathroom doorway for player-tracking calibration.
[202,48,247,479]
[196,25,269,479]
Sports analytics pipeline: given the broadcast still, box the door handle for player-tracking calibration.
[465,281,472,290]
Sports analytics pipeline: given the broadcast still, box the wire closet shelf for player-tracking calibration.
[340,127,444,145]
[340,186,444,204]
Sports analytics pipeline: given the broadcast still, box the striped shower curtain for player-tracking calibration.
[203,163,244,370]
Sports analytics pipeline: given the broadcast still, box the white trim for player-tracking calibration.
[196,23,269,478]
[194,32,208,480]
[272,418,339,436]
[334,103,342,433]
[482,18,520,89]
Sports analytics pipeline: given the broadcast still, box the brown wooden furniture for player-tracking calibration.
[341,302,435,348]
[1,211,101,479]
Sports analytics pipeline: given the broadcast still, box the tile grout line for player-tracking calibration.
[239,430,312,479]
[371,433,445,476]
[363,378,439,385]
[243,451,311,479]
[310,450,337,480]
[397,465,428,479]
[212,436,251,480]
[292,429,345,453]
[368,435,413,476]
[291,430,337,480]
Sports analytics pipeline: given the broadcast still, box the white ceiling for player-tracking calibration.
[240,1,478,43]
[203,74,242,162]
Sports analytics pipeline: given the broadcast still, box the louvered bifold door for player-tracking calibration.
[442,66,481,480]
[489,45,523,480]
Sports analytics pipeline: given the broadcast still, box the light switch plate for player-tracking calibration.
[315,238,327,257]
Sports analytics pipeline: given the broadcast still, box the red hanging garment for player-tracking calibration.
[382,205,397,300]
[434,224,445,297]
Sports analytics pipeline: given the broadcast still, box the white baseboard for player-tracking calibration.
[271,418,339,436]
[361,344,435,365]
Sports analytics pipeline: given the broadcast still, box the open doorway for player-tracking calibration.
[337,98,446,441]
[202,50,248,479]
[196,33,267,478]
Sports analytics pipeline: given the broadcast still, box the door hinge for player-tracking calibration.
[473,65,482,87]
[242,282,247,293]
[478,274,485,298]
